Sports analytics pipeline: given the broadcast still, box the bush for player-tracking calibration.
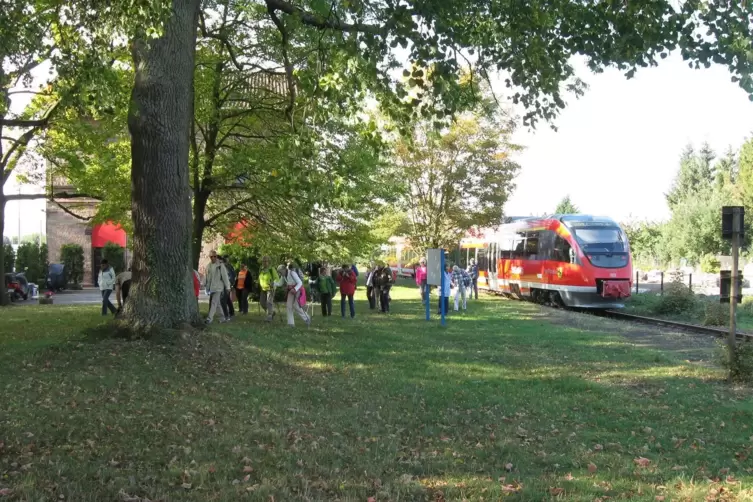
[653,281,697,315]
[740,296,753,316]
[716,340,753,383]
[700,254,721,274]
[3,243,14,273]
[102,242,126,273]
[702,302,728,326]
[40,243,48,283]
[60,244,85,286]
[15,241,44,284]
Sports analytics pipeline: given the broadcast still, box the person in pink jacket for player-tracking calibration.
[415,257,428,304]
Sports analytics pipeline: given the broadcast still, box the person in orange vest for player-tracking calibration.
[234,263,253,315]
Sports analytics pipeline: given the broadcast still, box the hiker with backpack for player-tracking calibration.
[452,264,470,312]
[336,264,357,318]
[274,262,311,327]
[258,256,279,321]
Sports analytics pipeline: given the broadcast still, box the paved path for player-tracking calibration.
[11,289,210,306]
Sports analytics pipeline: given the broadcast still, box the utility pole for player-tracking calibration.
[721,206,744,381]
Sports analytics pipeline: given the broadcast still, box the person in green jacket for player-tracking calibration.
[258,256,280,321]
[318,266,337,316]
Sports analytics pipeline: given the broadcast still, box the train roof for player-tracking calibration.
[463,214,621,242]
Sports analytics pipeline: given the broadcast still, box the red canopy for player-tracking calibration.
[92,222,127,248]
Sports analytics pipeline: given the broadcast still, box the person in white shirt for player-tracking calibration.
[98,259,117,316]
[274,263,311,327]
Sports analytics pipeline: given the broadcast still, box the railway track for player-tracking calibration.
[486,289,753,340]
[590,309,753,341]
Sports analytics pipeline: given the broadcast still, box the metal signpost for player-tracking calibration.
[426,248,446,325]
[721,206,744,364]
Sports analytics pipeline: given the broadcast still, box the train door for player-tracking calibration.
[538,230,557,286]
[499,236,514,293]
[487,241,499,291]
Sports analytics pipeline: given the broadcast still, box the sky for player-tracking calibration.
[505,54,753,223]
[3,51,753,240]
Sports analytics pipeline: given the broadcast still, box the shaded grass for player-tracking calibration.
[0,286,752,501]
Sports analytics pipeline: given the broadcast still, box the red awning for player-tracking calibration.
[92,222,127,248]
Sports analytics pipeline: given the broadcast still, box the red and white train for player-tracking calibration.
[460,214,633,308]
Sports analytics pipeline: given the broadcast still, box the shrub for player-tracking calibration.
[716,340,753,383]
[15,241,43,284]
[39,243,48,284]
[102,242,126,273]
[653,281,697,315]
[60,244,84,286]
[702,302,728,326]
[700,254,721,274]
[740,296,753,316]
[3,243,14,273]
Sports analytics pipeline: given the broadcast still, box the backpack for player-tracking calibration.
[297,286,307,307]
[462,270,472,288]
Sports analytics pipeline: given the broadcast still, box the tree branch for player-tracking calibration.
[51,200,92,221]
[0,118,50,128]
[267,7,296,128]
[204,196,259,226]
[265,0,382,34]
[5,191,102,202]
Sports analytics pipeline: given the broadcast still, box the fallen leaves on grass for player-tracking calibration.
[588,463,597,474]
[634,457,651,468]
[505,462,513,472]
[243,465,254,473]
[0,488,12,497]
[593,444,604,451]
[549,487,565,496]
[181,483,192,490]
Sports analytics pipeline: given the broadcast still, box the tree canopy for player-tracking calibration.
[395,100,521,252]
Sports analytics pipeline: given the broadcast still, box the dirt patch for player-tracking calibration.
[532,306,720,365]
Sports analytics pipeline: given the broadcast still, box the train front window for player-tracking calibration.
[572,226,629,268]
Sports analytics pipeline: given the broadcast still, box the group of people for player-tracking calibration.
[414,258,480,314]
[205,252,370,327]
[96,251,481,325]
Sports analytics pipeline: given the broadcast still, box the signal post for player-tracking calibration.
[721,206,744,378]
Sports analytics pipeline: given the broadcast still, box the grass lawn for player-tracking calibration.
[1,285,752,501]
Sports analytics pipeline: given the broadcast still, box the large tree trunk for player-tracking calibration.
[191,189,209,270]
[124,0,202,330]
[0,192,7,306]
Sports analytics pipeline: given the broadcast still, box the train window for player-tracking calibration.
[499,238,514,260]
[525,231,539,259]
[511,231,526,259]
[537,230,556,259]
[553,235,575,263]
[477,248,488,271]
[491,242,497,273]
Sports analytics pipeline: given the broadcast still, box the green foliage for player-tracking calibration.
[60,244,84,286]
[15,241,44,284]
[554,195,579,214]
[716,340,753,383]
[623,220,664,269]
[40,243,48,278]
[700,254,722,274]
[3,244,15,273]
[653,282,697,316]
[665,143,716,210]
[396,101,521,253]
[661,186,732,265]
[102,242,126,274]
[702,302,728,326]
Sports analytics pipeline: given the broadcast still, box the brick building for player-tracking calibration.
[46,176,128,286]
